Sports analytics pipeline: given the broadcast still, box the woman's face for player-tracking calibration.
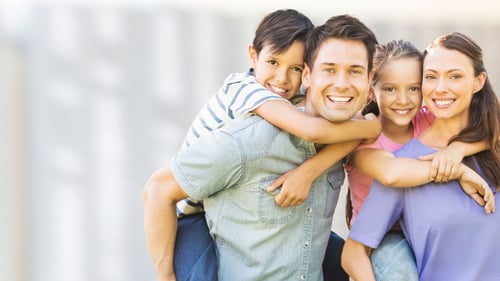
[422,46,479,121]
[373,57,422,128]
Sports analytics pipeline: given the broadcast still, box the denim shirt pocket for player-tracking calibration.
[323,169,345,218]
[258,175,297,225]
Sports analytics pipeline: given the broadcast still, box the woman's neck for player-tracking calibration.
[418,117,468,149]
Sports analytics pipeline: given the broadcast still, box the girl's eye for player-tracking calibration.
[409,86,421,92]
[451,74,462,80]
[424,75,435,80]
[292,66,303,73]
[384,87,395,92]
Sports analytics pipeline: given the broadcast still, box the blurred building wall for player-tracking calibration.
[2,3,500,281]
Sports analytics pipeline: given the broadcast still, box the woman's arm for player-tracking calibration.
[341,238,376,281]
[254,99,381,144]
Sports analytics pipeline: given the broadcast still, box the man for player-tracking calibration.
[143,14,378,281]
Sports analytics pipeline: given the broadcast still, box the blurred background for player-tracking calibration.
[1,0,499,280]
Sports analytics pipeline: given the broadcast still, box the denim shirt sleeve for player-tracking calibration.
[170,128,244,201]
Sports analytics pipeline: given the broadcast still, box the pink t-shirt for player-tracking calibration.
[345,107,434,225]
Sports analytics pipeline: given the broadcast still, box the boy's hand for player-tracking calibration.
[267,168,313,207]
[418,147,464,182]
[360,113,380,144]
[459,165,495,214]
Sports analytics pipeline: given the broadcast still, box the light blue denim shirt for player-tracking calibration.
[170,115,345,281]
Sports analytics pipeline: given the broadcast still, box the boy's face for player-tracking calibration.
[302,38,372,122]
[248,40,304,100]
[374,57,422,128]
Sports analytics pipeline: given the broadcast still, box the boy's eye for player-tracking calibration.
[267,60,278,66]
[292,66,303,73]
[351,69,362,75]
[450,74,462,80]
[409,86,421,92]
[424,75,435,80]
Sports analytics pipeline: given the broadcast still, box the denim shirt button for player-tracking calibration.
[306,207,312,213]
[304,240,310,247]
[300,274,306,280]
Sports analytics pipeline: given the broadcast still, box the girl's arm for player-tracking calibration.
[418,140,489,182]
[254,99,381,144]
[352,147,495,213]
[341,238,376,281]
[268,140,360,207]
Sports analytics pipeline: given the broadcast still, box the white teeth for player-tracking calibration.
[269,85,286,93]
[329,96,352,102]
[394,109,411,115]
[435,99,454,106]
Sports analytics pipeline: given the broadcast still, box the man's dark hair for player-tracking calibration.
[305,14,378,71]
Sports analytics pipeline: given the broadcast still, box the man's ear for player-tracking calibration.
[248,44,258,69]
[473,71,487,94]
[367,69,375,86]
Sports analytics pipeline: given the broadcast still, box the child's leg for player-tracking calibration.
[371,231,418,281]
[174,213,218,281]
[323,231,349,281]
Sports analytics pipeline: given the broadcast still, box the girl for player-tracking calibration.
[342,32,500,281]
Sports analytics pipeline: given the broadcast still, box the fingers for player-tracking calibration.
[482,186,495,214]
[470,193,486,209]
[274,191,306,207]
[267,176,286,192]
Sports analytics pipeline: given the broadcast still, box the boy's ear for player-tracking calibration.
[301,64,311,89]
[248,44,258,69]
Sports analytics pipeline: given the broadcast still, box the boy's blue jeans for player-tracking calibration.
[371,231,419,281]
[174,213,348,281]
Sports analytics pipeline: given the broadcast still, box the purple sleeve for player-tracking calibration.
[348,180,404,248]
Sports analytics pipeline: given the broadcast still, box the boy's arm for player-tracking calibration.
[143,165,189,281]
[268,140,360,207]
[418,140,489,182]
[341,238,376,281]
[254,99,381,144]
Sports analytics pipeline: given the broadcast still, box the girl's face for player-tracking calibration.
[422,46,482,121]
[373,57,422,127]
[248,40,304,100]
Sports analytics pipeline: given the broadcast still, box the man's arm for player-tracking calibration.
[341,238,376,281]
[143,165,189,281]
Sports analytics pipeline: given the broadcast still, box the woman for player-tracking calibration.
[341,32,500,281]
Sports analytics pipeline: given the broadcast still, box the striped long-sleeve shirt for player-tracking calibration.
[176,70,288,217]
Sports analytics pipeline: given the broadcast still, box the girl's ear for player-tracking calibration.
[248,44,258,69]
[368,87,376,101]
[473,71,487,94]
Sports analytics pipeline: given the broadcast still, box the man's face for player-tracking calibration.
[302,38,371,122]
